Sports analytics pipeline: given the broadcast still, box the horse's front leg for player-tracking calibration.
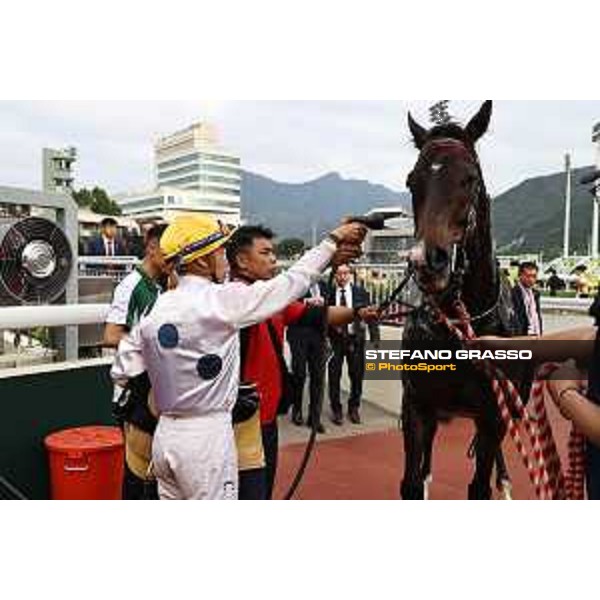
[421,417,438,499]
[469,413,505,500]
[400,389,426,500]
[494,448,513,500]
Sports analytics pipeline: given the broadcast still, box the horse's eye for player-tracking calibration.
[430,163,443,174]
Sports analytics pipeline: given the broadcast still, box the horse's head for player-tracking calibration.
[406,101,492,296]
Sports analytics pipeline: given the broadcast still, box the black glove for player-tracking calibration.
[233,382,260,425]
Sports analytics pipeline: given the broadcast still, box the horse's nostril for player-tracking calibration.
[426,247,449,273]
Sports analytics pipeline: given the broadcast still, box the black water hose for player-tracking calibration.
[283,264,416,499]
[377,265,415,316]
[284,268,336,500]
[0,475,28,500]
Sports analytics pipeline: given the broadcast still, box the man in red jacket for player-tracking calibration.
[227,225,377,499]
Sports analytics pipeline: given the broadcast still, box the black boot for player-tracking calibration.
[291,407,304,426]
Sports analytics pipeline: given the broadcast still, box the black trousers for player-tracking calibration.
[328,334,366,412]
[238,468,267,500]
[238,421,279,500]
[288,326,324,422]
[122,462,159,500]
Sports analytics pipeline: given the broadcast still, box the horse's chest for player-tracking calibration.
[402,308,492,414]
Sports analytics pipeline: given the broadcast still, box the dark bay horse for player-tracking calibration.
[400,101,517,500]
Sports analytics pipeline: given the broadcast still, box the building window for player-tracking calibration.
[200,164,242,177]
[121,197,164,211]
[157,152,241,171]
[157,163,200,180]
[157,152,200,170]
[158,164,242,180]
[200,153,240,165]
[157,175,241,196]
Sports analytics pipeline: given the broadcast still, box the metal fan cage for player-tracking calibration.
[0,216,73,305]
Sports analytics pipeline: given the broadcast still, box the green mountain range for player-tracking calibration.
[242,166,599,259]
[492,165,597,258]
[241,171,410,241]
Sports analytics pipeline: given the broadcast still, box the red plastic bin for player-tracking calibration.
[45,426,124,500]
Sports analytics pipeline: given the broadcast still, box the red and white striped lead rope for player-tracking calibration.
[436,300,586,500]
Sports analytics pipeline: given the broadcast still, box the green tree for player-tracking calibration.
[72,188,94,208]
[276,238,305,259]
[72,187,121,216]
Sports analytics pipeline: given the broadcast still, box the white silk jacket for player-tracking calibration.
[111,240,336,418]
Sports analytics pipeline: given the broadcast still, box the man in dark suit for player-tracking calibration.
[327,264,380,425]
[287,280,327,433]
[511,261,543,336]
[88,217,126,257]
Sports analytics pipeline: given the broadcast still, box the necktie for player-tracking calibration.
[340,288,349,336]
[108,241,114,257]
[340,288,347,307]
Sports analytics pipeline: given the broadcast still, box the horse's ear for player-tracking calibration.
[465,100,492,143]
[408,112,428,149]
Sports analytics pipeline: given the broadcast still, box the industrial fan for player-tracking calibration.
[0,216,73,305]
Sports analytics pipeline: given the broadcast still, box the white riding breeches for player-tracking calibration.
[152,412,238,500]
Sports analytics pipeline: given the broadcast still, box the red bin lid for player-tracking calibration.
[45,426,124,453]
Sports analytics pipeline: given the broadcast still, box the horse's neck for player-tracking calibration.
[462,190,498,316]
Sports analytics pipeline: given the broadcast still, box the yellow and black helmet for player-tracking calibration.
[160,215,235,265]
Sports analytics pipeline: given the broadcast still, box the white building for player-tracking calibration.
[117,122,242,226]
[363,207,414,264]
[116,186,241,226]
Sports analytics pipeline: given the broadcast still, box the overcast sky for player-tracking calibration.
[0,101,598,197]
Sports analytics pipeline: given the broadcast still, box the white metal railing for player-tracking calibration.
[0,304,109,329]
[78,256,140,267]
[353,263,417,310]
[540,297,592,314]
[0,287,591,334]
[78,256,140,281]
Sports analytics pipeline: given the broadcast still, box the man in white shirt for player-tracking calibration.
[112,215,367,500]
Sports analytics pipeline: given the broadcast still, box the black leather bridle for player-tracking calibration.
[405,137,489,311]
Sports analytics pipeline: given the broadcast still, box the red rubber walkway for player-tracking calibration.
[275,404,572,500]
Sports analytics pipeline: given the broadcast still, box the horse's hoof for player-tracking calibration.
[498,479,513,500]
[400,481,425,500]
[423,474,433,500]
[468,482,492,500]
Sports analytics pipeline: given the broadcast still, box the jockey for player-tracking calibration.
[111,213,366,499]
